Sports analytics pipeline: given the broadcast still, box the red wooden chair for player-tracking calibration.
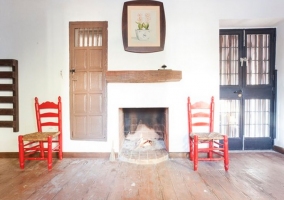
[187,96,229,171]
[18,96,62,170]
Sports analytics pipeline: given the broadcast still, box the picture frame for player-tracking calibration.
[122,0,166,53]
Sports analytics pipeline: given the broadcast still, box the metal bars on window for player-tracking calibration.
[219,100,240,138]
[246,34,270,85]
[74,28,102,47]
[244,99,270,137]
[219,35,239,85]
[220,34,270,86]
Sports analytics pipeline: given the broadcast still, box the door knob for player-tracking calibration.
[70,69,76,74]
[234,89,242,97]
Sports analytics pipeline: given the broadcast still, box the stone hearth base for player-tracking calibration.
[119,139,168,164]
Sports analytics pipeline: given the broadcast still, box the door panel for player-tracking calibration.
[90,50,103,69]
[90,94,103,113]
[70,22,107,141]
[90,72,103,91]
[219,29,276,150]
[74,49,87,69]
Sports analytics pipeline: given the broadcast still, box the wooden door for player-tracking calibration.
[69,22,108,140]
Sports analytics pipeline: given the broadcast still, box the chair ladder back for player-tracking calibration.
[35,97,62,133]
[35,97,41,132]
[187,97,193,133]
[188,96,214,133]
[210,96,214,132]
[58,96,62,133]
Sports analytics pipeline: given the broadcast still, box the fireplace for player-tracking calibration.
[118,107,169,164]
[107,70,183,161]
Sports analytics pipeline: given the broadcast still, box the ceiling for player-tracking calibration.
[219,18,284,28]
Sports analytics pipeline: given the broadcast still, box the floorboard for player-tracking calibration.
[0,151,284,200]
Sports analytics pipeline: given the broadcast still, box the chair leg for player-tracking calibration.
[39,141,44,158]
[193,135,198,171]
[189,136,193,161]
[58,134,63,160]
[223,135,229,171]
[208,140,213,158]
[47,136,52,170]
[18,135,25,169]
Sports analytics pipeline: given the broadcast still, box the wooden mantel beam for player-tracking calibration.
[105,70,182,83]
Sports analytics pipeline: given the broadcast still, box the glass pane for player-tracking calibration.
[219,35,239,86]
[75,28,102,47]
[244,99,270,137]
[246,34,270,85]
[219,100,240,138]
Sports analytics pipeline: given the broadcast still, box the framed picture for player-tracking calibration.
[122,0,166,53]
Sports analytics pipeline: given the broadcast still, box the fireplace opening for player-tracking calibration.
[119,107,169,164]
[119,108,169,152]
[124,108,164,136]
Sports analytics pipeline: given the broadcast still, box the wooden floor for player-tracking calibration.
[0,151,284,200]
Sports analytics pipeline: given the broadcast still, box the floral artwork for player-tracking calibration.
[136,13,151,30]
[122,1,165,53]
[135,13,151,40]
[127,6,160,47]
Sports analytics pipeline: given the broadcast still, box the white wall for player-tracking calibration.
[1,0,284,153]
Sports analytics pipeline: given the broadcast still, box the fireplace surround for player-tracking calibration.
[107,69,182,162]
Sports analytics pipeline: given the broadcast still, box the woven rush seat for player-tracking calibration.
[190,132,225,140]
[22,132,60,141]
